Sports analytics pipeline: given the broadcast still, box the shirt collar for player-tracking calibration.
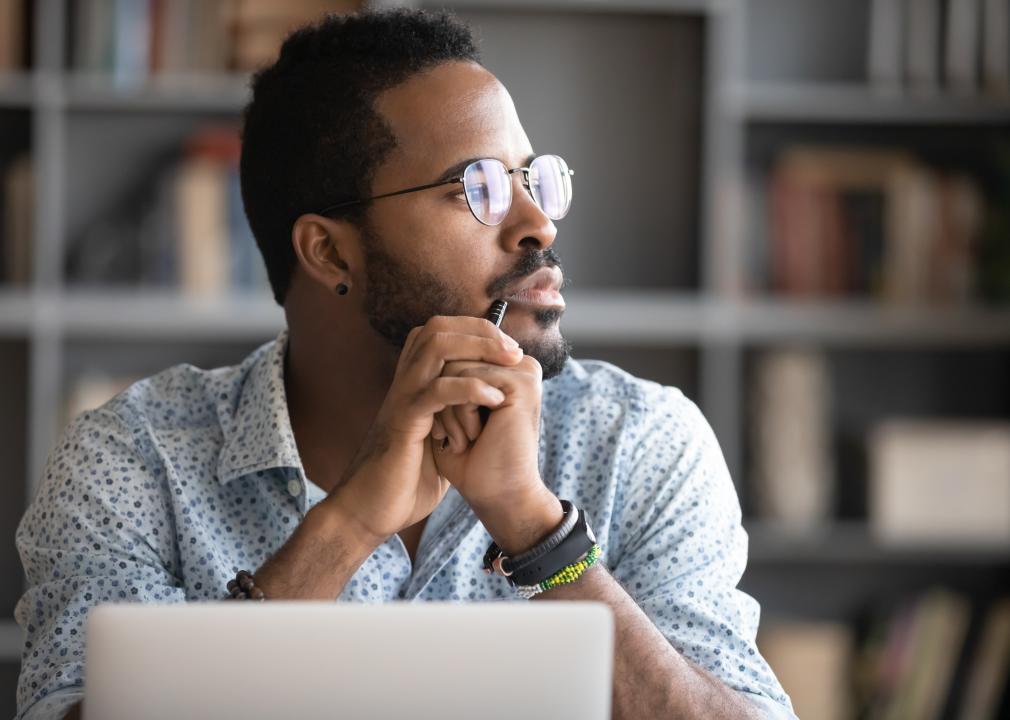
[216,328,305,485]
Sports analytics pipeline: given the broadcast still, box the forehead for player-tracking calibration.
[373,61,530,176]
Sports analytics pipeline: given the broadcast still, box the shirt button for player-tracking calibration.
[287,479,302,497]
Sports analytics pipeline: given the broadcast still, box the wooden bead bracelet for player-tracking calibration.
[225,569,266,600]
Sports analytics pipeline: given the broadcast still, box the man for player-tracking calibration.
[15,8,796,719]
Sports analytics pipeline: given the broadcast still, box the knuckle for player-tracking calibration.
[417,330,447,352]
[468,378,489,393]
[520,354,542,376]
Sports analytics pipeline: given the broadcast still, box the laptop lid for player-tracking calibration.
[84,601,614,720]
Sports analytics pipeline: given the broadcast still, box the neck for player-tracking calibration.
[283,294,400,496]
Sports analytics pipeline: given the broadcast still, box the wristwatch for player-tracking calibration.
[483,502,597,588]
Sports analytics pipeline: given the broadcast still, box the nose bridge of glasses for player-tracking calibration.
[505,166,538,210]
[506,167,557,230]
[505,165,531,188]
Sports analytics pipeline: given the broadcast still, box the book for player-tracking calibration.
[2,153,32,285]
[945,0,982,93]
[111,0,150,87]
[982,0,1010,95]
[856,590,977,720]
[882,161,942,304]
[957,598,1010,720]
[758,621,854,720]
[227,167,267,290]
[763,146,984,304]
[930,174,984,304]
[229,0,362,69]
[176,151,230,296]
[906,0,943,90]
[70,0,365,76]
[879,590,971,720]
[0,0,25,72]
[750,348,834,531]
[868,420,1010,546]
[868,0,905,88]
[66,123,270,296]
[73,0,114,74]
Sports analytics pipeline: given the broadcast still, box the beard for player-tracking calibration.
[358,223,571,380]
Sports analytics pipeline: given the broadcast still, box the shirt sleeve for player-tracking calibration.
[607,385,798,719]
[14,408,188,720]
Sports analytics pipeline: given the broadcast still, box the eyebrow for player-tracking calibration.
[434,153,538,183]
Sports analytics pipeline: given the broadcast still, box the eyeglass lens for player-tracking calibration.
[462,155,572,226]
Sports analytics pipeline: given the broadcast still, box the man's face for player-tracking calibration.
[356,61,571,380]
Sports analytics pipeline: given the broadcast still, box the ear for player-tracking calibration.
[290,213,361,292]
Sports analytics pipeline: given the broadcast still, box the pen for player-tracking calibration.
[477,299,509,426]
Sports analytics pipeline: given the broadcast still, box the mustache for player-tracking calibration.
[496,247,565,294]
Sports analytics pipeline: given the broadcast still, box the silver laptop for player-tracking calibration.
[84,601,614,720]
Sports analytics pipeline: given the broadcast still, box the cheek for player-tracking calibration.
[397,200,495,272]
[367,196,503,307]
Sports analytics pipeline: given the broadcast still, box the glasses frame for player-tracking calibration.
[315,154,574,226]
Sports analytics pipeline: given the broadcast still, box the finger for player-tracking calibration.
[454,354,545,386]
[456,402,483,441]
[423,314,515,340]
[407,331,522,385]
[439,406,469,455]
[431,415,447,441]
[412,377,506,419]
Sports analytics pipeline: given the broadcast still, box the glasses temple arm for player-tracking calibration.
[317,176,464,216]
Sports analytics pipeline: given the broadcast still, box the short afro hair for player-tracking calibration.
[239,8,481,305]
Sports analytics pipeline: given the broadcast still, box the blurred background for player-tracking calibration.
[1,0,1009,717]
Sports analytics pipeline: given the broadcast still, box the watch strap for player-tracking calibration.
[507,507,596,587]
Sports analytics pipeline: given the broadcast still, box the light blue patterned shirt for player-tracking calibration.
[15,329,796,719]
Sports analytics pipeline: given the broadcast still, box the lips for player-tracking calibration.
[505,266,563,300]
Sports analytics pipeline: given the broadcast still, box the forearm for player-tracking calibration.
[252,497,382,599]
[533,564,761,720]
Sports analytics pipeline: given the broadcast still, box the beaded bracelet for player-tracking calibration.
[514,544,602,600]
[225,569,266,600]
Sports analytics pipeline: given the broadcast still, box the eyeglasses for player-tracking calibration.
[316,154,574,226]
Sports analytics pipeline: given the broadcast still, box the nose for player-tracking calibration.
[499,169,557,253]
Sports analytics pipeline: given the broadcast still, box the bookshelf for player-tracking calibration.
[728,82,1010,124]
[1,0,1008,718]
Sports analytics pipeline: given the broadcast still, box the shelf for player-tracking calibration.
[0,290,33,336]
[0,72,252,112]
[568,294,1010,346]
[0,73,32,108]
[58,290,283,338]
[63,73,251,112]
[429,0,721,13]
[746,521,1010,565]
[2,290,1008,344]
[0,621,21,661]
[728,82,1010,124]
[729,299,1010,346]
